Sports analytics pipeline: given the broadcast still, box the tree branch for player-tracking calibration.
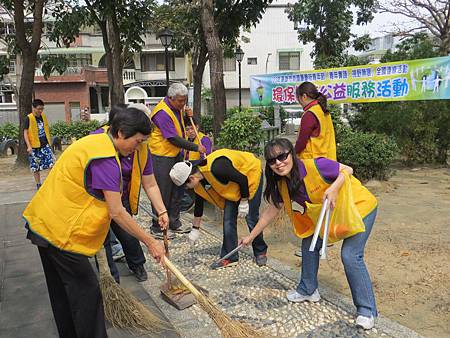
[13,0,29,51]
[30,0,45,53]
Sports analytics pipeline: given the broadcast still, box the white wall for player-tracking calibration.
[203,0,314,92]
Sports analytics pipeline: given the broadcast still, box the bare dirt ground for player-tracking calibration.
[235,166,450,338]
[1,153,449,337]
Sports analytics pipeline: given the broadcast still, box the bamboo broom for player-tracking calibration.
[96,247,168,332]
[163,256,268,338]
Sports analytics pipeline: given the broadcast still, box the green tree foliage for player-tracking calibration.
[152,0,273,135]
[349,33,450,164]
[0,56,9,81]
[217,110,264,155]
[286,0,375,68]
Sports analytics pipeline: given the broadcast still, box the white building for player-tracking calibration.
[202,0,314,110]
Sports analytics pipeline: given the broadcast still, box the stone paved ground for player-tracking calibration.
[137,200,420,338]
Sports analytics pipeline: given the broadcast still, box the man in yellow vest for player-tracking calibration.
[180,116,213,212]
[23,107,166,337]
[169,149,268,270]
[149,83,206,239]
[23,99,54,189]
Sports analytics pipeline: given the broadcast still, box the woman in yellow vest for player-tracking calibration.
[93,103,169,283]
[169,149,268,270]
[240,138,378,330]
[23,107,167,338]
[295,81,336,160]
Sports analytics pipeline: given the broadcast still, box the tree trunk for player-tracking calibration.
[440,31,450,56]
[192,44,208,121]
[108,16,124,106]
[13,0,44,167]
[201,0,226,138]
[16,52,36,166]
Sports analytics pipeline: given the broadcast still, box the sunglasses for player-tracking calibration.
[267,151,290,166]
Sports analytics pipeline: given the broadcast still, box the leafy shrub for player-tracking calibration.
[50,120,101,141]
[217,111,264,155]
[200,114,214,135]
[337,131,398,181]
[69,120,101,140]
[0,123,19,140]
[225,106,242,120]
[50,121,71,140]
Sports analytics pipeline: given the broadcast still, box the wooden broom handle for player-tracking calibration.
[189,116,202,144]
[163,256,203,299]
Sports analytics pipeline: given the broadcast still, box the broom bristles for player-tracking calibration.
[197,295,267,338]
[163,257,272,338]
[100,274,169,332]
[97,248,170,333]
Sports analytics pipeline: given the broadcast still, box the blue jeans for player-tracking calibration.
[297,208,378,317]
[221,175,268,261]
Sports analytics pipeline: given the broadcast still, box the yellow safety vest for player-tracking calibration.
[27,113,51,148]
[99,126,148,215]
[149,98,186,157]
[185,131,208,161]
[278,159,377,238]
[298,104,336,160]
[194,149,262,209]
[23,133,122,256]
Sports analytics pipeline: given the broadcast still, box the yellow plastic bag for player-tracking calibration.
[306,171,365,243]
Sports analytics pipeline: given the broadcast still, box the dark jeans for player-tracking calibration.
[180,189,194,211]
[103,199,146,280]
[103,230,120,283]
[221,174,268,261]
[151,153,183,231]
[38,246,107,338]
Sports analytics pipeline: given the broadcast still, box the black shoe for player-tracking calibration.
[130,265,148,282]
[150,228,175,240]
[171,224,192,234]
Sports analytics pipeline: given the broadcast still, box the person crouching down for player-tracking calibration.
[169,149,268,269]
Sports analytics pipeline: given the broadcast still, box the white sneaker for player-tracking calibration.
[286,289,320,303]
[355,315,375,330]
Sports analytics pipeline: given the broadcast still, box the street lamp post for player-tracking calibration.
[157,28,174,92]
[235,46,244,111]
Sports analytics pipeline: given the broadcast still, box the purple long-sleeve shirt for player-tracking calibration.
[151,97,185,139]
[87,129,153,201]
[274,157,339,208]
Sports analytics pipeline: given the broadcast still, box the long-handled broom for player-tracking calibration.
[139,203,268,337]
[96,247,169,332]
[163,256,268,338]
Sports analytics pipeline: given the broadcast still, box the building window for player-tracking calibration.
[141,53,175,71]
[279,52,300,71]
[247,57,257,65]
[0,22,15,36]
[66,54,92,67]
[223,57,236,72]
[8,59,15,74]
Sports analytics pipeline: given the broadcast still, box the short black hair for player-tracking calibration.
[183,116,199,127]
[109,107,152,139]
[32,99,44,108]
[108,103,128,125]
